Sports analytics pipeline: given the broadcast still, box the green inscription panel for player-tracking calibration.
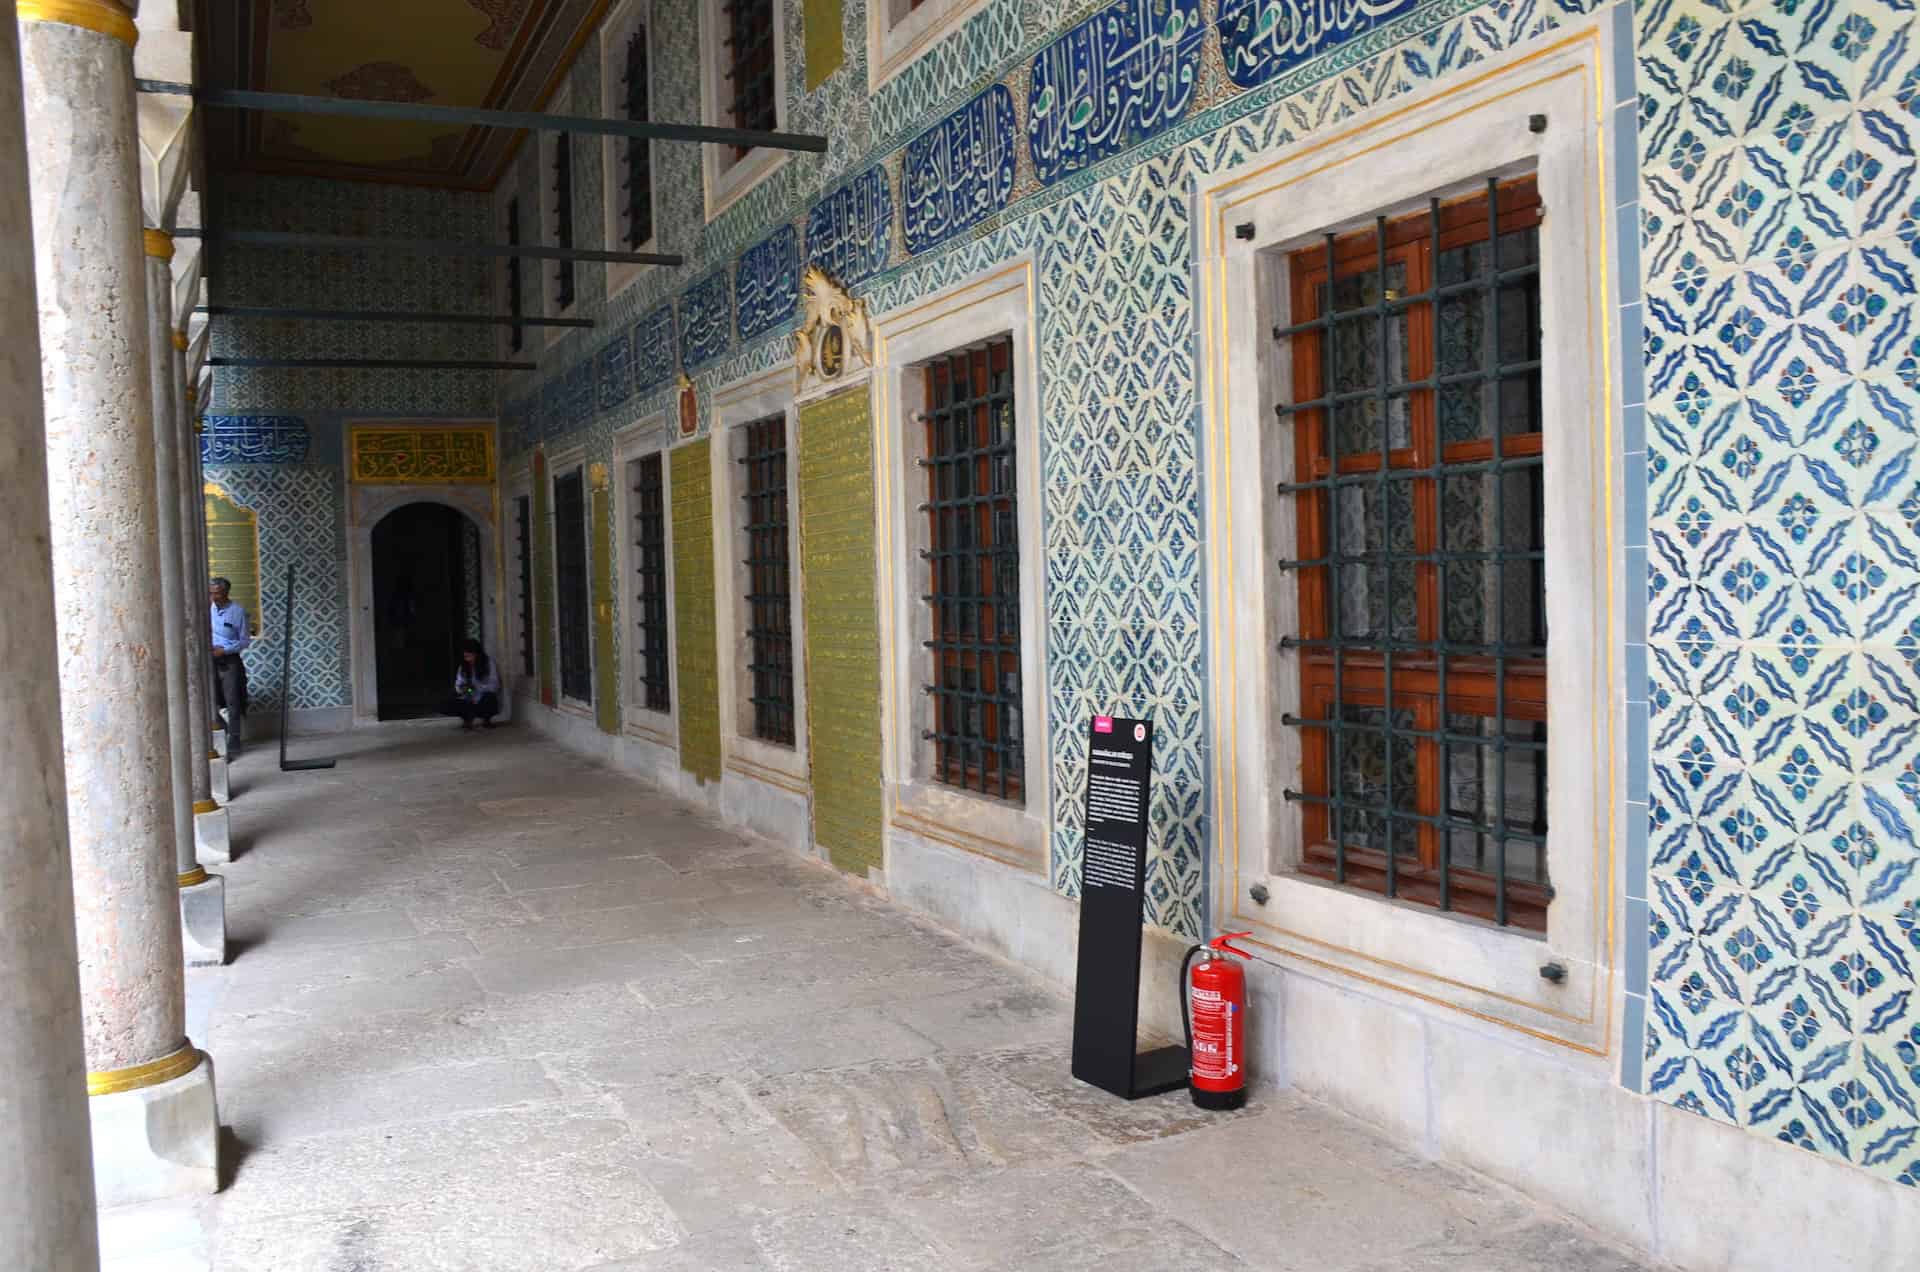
[591,464,620,734]
[672,441,721,783]
[803,0,845,90]
[533,452,556,706]
[798,388,882,876]
[203,484,262,636]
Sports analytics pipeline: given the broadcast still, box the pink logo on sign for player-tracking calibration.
[1093,716,1114,733]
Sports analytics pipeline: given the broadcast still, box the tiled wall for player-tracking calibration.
[496,0,1616,943]
[485,0,1920,1194]
[203,176,496,716]
[1635,0,1920,1192]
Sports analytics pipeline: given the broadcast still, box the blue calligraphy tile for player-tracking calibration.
[596,333,634,412]
[200,416,309,465]
[1216,0,1421,89]
[680,270,733,369]
[562,361,594,429]
[632,304,677,393]
[903,85,1017,255]
[737,224,799,342]
[806,166,893,287]
[1027,0,1204,187]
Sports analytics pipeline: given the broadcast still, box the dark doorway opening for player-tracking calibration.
[371,502,482,721]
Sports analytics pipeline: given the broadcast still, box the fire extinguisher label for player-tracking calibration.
[1192,992,1232,1082]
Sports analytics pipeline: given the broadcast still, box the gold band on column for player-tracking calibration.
[87,1041,200,1097]
[206,750,218,761]
[191,798,220,815]
[185,385,197,404]
[173,330,189,352]
[142,229,174,260]
[178,866,209,888]
[18,1,138,47]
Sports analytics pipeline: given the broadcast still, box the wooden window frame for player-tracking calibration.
[1285,178,1550,931]
[921,335,1024,804]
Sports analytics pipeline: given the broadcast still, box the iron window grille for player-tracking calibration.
[514,493,533,677]
[1274,176,1548,931]
[553,468,592,704]
[632,453,671,713]
[622,27,655,250]
[506,198,524,354]
[722,0,775,161]
[552,133,576,311]
[921,336,1023,802]
[738,416,795,745]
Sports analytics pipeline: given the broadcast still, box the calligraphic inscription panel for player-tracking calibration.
[633,303,678,394]
[1217,0,1421,89]
[680,269,733,369]
[597,333,635,413]
[737,224,801,342]
[349,427,495,485]
[1028,0,1203,187]
[806,167,893,289]
[903,85,1017,256]
[201,415,310,465]
[561,362,595,431]
[204,484,263,637]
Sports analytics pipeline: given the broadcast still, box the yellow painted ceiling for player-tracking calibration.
[204,1,604,188]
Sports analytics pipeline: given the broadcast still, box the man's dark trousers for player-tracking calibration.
[213,653,248,757]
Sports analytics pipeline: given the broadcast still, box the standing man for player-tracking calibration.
[209,577,251,760]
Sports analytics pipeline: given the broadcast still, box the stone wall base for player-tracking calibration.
[193,806,230,865]
[90,1052,218,1208]
[179,876,226,968]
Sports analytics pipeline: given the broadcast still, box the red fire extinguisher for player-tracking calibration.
[1183,931,1253,1110]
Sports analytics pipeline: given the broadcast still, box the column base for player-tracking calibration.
[180,875,226,967]
[209,756,229,805]
[193,804,230,865]
[89,1052,219,1208]
[211,726,226,759]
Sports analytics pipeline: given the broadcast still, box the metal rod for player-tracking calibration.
[200,229,681,267]
[197,88,829,154]
[208,357,536,371]
[198,304,594,329]
[137,79,192,96]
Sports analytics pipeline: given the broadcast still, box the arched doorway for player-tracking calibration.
[369,501,484,720]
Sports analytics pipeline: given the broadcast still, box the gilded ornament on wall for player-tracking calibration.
[792,266,872,395]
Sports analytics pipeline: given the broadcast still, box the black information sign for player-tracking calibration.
[1070,715,1188,1100]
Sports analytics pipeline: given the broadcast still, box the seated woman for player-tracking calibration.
[442,639,502,730]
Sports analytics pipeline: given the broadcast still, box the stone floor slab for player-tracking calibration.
[102,725,1652,1272]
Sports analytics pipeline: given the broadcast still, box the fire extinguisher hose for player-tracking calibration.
[1179,942,1204,1075]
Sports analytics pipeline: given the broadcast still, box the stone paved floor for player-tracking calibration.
[104,724,1656,1271]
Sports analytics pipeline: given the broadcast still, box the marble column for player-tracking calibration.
[147,240,225,965]
[176,336,228,860]
[0,5,102,1267]
[20,0,218,1205]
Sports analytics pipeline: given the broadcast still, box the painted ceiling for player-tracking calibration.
[198,0,609,189]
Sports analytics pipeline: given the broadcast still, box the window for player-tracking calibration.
[506,198,525,354]
[739,415,794,745]
[514,493,534,677]
[723,0,776,158]
[1275,177,1547,930]
[630,452,671,713]
[697,0,786,218]
[922,336,1023,802]
[551,132,576,313]
[601,0,658,299]
[620,29,654,249]
[553,466,592,704]
[868,0,991,91]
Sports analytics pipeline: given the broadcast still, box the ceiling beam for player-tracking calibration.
[202,229,681,267]
[209,358,536,371]
[199,305,593,329]
[196,87,829,154]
